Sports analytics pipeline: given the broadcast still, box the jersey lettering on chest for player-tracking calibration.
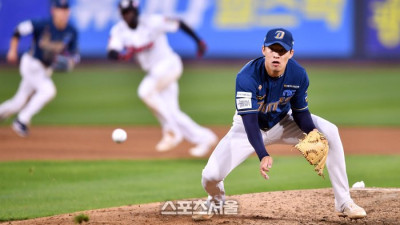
[257,88,296,113]
[125,28,154,50]
[39,27,67,54]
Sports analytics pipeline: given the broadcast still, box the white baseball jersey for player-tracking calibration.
[108,14,179,72]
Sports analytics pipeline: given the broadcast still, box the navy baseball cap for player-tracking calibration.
[51,0,69,9]
[263,28,294,51]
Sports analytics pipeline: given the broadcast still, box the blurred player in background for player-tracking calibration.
[195,28,366,220]
[0,0,79,137]
[107,0,217,157]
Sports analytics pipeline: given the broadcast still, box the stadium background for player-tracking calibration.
[0,0,399,224]
[1,0,399,59]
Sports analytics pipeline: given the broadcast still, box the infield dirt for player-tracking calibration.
[1,126,399,224]
[1,126,399,160]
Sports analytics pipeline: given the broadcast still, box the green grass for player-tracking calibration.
[306,66,400,126]
[0,155,399,221]
[0,63,400,126]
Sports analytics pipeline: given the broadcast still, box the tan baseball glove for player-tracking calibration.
[294,129,329,177]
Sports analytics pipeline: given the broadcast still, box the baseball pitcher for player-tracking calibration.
[194,28,366,221]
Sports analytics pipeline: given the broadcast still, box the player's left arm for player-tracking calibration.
[236,70,273,179]
[177,20,206,58]
[241,113,273,180]
[291,70,316,134]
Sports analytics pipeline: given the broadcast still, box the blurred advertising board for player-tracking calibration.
[365,0,400,58]
[165,0,354,58]
[0,0,354,58]
[0,0,50,56]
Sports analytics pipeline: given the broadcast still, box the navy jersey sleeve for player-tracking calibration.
[290,69,310,112]
[235,67,259,115]
[31,19,46,38]
[242,113,270,160]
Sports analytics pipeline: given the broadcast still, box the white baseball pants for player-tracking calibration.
[137,54,212,144]
[0,53,56,124]
[201,111,352,211]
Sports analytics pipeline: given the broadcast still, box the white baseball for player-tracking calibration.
[352,181,365,188]
[112,128,127,143]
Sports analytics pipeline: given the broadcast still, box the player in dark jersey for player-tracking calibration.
[194,28,366,221]
[0,0,79,137]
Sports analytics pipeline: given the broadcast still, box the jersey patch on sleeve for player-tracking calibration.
[236,91,252,98]
[236,98,252,109]
[18,20,33,35]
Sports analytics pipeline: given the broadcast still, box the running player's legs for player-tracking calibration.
[137,55,183,142]
[158,80,179,135]
[202,113,255,202]
[17,54,56,124]
[0,79,33,120]
[151,54,182,92]
[265,112,352,211]
[138,76,181,136]
[0,54,36,120]
[18,76,56,124]
[161,80,215,144]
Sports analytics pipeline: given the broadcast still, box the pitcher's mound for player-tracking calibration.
[9,188,400,225]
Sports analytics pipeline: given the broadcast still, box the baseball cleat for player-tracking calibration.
[192,212,213,221]
[12,118,29,137]
[337,201,366,219]
[192,199,224,221]
[156,132,182,152]
[190,131,218,157]
[191,200,216,221]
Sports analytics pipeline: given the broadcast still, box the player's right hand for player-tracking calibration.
[260,156,273,180]
[119,48,135,61]
[6,50,18,64]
